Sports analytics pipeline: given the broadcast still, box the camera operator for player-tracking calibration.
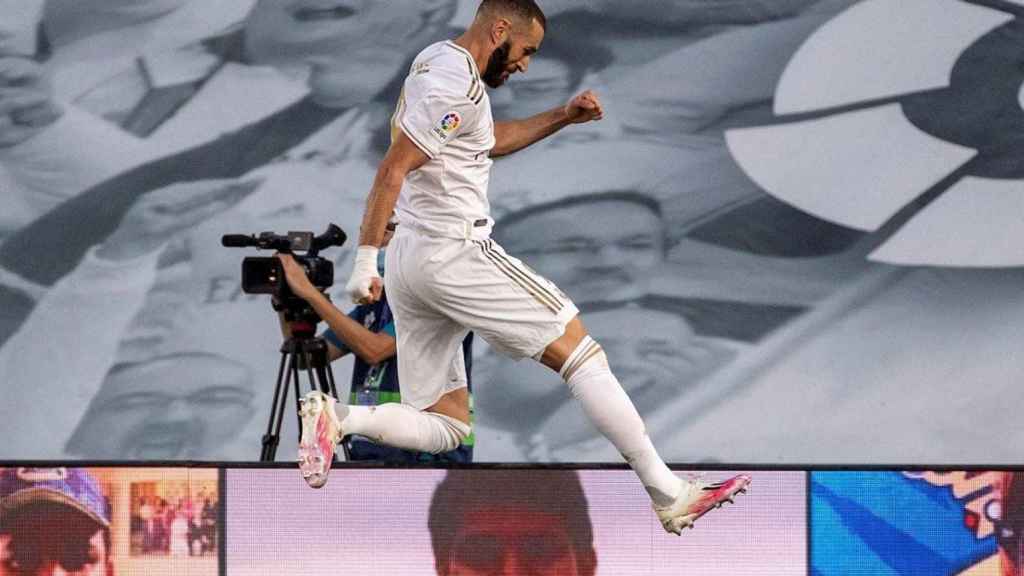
[275,223,473,463]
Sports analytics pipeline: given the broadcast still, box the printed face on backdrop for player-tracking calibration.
[489,54,575,119]
[477,303,734,446]
[537,305,736,450]
[67,354,254,460]
[245,0,455,102]
[584,306,733,414]
[499,199,665,303]
[41,0,189,46]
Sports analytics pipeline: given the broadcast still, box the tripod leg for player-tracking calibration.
[292,355,305,443]
[261,352,292,462]
[315,355,340,400]
[309,345,336,397]
[329,360,351,462]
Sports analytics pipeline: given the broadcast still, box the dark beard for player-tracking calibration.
[482,41,511,88]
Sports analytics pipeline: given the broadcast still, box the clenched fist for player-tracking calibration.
[565,90,604,125]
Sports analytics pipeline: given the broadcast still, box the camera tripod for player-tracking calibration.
[260,310,350,462]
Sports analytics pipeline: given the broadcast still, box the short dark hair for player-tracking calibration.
[479,0,547,31]
[428,470,594,575]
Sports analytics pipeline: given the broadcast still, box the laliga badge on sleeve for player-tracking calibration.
[431,111,462,141]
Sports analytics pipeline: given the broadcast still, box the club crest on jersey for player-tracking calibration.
[432,112,461,140]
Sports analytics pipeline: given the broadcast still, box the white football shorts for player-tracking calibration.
[385,224,579,410]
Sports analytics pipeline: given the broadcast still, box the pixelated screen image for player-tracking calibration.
[226,468,805,575]
[811,471,1024,575]
[0,466,219,576]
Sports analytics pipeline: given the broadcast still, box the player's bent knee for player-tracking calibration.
[559,335,608,383]
[431,412,472,454]
[540,316,588,372]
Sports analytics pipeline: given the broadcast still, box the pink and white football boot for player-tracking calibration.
[655,474,752,535]
[297,391,342,489]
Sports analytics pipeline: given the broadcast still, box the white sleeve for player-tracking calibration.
[0,246,159,458]
[398,72,479,159]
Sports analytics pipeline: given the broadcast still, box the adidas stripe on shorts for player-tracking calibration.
[385,224,579,410]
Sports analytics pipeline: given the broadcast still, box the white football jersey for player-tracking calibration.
[392,40,496,239]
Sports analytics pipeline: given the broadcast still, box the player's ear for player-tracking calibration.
[491,16,513,44]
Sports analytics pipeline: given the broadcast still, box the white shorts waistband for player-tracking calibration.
[396,217,493,240]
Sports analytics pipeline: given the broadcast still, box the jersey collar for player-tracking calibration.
[445,40,482,79]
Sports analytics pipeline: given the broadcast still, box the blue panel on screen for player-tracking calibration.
[812,471,998,575]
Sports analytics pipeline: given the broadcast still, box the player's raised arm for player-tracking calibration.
[491,89,604,157]
[345,133,428,305]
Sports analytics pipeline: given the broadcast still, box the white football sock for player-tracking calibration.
[334,403,470,454]
[561,336,683,507]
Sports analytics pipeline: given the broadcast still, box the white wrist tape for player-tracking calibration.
[345,245,380,303]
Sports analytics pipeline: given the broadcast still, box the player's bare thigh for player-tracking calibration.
[426,387,471,425]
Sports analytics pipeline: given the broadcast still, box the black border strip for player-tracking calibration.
[218,466,227,576]
[806,470,813,574]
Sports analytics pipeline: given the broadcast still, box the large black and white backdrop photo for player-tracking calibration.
[1,0,1022,465]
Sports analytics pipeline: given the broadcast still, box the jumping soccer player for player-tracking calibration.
[298,0,750,534]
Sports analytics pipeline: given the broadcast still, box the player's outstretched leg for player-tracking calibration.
[557,335,751,533]
[298,390,470,488]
